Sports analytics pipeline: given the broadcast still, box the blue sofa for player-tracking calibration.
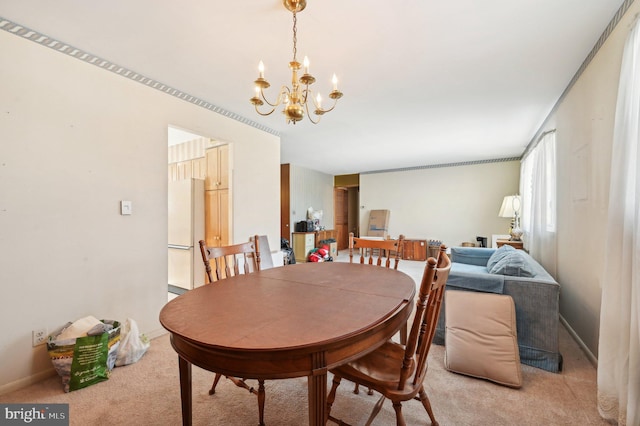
[434,246,562,373]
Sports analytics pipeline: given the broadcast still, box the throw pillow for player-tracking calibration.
[444,290,522,388]
[489,250,535,277]
[486,244,515,271]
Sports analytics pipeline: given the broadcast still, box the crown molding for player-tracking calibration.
[0,17,279,137]
[361,157,521,175]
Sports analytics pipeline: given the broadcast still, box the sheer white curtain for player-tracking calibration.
[597,18,640,426]
[520,131,557,277]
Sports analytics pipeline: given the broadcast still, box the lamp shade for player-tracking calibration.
[499,195,521,218]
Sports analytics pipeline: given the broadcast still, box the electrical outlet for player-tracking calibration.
[32,328,47,347]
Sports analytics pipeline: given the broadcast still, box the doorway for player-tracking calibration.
[334,186,359,250]
[167,126,207,294]
[167,126,232,292]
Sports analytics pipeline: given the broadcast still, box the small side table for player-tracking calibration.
[496,239,524,250]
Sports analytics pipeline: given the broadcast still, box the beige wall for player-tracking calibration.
[359,161,520,247]
[287,164,335,234]
[546,1,640,359]
[0,30,280,392]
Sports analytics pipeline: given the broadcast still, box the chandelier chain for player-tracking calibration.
[292,11,297,61]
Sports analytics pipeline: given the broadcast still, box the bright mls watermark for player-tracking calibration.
[1,404,68,425]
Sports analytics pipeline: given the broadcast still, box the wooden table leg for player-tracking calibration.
[179,356,192,426]
[308,373,328,425]
[308,352,328,425]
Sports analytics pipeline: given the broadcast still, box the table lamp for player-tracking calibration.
[499,195,523,241]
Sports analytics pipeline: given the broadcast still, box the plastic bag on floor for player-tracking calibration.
[115,318,150,366]
[47,317,121,392]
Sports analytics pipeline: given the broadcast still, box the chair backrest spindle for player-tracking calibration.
[199,236,261,283]
[348,232,405,269]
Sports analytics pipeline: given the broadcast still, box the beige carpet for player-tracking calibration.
[1,322,605,426]
[1,256,606,425]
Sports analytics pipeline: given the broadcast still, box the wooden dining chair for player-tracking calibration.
[327,245,451,426]
[252,235,274,270]
[349,231,406,343]
[199,237,261,283]
[349,232,405,270]
[198,236,266,426]
[348,232,406,395]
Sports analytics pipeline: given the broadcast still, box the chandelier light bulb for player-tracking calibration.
[303,56,310,74]
[332,74,338,91]
[258,61,265,78]
[316,93,322,108]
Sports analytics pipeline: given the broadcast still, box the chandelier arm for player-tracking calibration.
[253,104,278,117]
[303,87,340,114]
[300,86,312,105]
[314,97,339,114]
[304,101,321,124]
[259,85,291,108]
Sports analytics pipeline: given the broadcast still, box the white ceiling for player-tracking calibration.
[0,0,627,175]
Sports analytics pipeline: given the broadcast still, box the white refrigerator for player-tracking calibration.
[168,178,205,290]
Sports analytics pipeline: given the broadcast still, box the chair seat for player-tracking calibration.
[332,341,419,397]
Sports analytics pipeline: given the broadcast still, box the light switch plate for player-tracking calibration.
[121,200,132,215]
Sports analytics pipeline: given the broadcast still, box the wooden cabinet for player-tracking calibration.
[205,189,229,248]
[315,229,337,246]
[168,143,231,249]
[205,145,231,247]
[293,230,339,262]
[205,145,229,190]
[402,239,427,261]
[496,239,524,250]
[293,232,316,263]
[316,229,338,258]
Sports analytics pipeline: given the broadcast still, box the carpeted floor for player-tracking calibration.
[0,255,607,425]
[0,324,605,425]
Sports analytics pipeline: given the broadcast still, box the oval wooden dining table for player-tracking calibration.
[159,261,416,425]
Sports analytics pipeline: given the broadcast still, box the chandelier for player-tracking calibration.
[250,0,343,125]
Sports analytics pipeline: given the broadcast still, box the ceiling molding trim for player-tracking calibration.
[523,0,635,159]
[361,157,521,175]
[0,17,280,137]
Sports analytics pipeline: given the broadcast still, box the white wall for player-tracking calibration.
[545,1,640,358]
[360,161,520,247]
[0,30,280,391]
[288,164,335,232]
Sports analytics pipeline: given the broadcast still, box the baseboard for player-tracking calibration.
[560,315,598,368]
[146,327,168,340]
[0,368,57,396]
